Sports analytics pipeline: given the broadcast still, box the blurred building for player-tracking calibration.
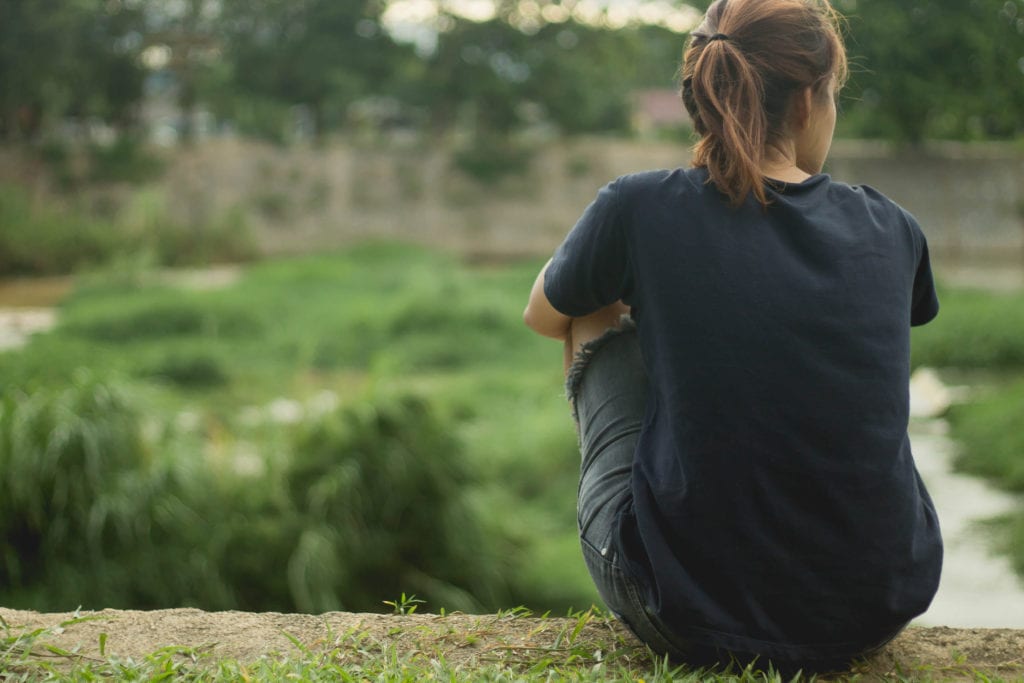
[631,88,690,137]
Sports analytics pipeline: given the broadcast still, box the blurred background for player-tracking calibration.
[0,0,1023,624]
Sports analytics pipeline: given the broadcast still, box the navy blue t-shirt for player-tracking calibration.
[544,168,942,664]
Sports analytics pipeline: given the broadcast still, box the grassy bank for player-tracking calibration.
[0,244,592,615]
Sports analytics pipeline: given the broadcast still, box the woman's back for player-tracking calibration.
[545,166,942,663]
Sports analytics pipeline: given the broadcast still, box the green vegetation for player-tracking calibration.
[945,379,1024,576]
[947,380,1024,491]
[3,0,1021,147]
[911,284,1024,578]
[0,244,591,615]
[836,0,1024,142]
[0,183,258,276]
[911,286,1024,369]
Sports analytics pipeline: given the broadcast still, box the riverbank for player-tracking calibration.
[2,607,1023,681]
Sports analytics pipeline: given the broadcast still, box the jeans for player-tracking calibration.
[568,320,689,661]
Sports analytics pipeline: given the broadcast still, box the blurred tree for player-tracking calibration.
[424,18,533,135]
[839,0,1024,142]
[528,23,670,134]
[422,14,682,137]
[214,0,415,139]
[0,0,146,141]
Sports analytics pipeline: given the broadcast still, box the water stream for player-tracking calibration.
[911,415,1024,627]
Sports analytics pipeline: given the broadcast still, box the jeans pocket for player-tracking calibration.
[580,539,688,660]
[580,538,629,615]
[618,575,693,661]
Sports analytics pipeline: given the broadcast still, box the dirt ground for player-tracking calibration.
[2,607,1023,680]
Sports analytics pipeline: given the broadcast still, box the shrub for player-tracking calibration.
[143,350,230,388]
[0,183,259,276]
[0,374,509,614]
[87,136,166,184]
[0,373,230,608]
[62,298,263,342]
[285,394,507,613]
[0,185,130,275]
[912,287,1024,369]
[451,134,535,184]
[948,379,1024,583]
[947,379,1024,492]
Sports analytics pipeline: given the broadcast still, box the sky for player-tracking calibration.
[383,0,702,52]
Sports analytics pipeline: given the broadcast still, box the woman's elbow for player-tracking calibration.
[523,303,570,340]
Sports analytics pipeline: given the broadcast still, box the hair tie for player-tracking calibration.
[707,33,731,42]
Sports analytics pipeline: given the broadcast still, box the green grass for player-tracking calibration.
[0,243,596,615]
[911,285,1024,369]
[945,378,1024,576]
[947,379,1024,492]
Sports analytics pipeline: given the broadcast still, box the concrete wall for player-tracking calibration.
[826,141,1024,260]
[9,137,1019,261]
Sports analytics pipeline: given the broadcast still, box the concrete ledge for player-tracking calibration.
[2,607,1022,679]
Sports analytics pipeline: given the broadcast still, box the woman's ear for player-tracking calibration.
[791,86,814,131]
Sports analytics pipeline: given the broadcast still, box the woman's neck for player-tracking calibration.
[760,144,813,184]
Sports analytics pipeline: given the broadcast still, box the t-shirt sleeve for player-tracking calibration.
[908,215,939,327]
[543,179,632,317]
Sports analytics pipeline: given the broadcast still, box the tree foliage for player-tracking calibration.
[1,0,1022,144]
[838,0,1024,141]
[422,17,681,137]
[213,0,412,135]
[0,0,146,141]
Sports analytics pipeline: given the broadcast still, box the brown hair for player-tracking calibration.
[681,0,848,207]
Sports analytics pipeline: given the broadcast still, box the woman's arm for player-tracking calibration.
[523,259,572,341]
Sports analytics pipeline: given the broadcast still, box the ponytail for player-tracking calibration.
[689,35,769,207]
[681,0,848,208]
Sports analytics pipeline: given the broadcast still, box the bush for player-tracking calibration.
[0,374,509,614]
[152,206,260,267]
[87,136,166,184]
[912,287,1024,369]
[143,350,230,388]
[0,373,231,608]
[0,183,260,276]
[0,185,130,275]
[948,378,1024,583]
[947,379,1024,492]
[451,134,535,184]
[285,394,507,613]
[62,298,263,342]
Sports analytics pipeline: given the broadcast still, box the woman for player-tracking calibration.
[523,0,942,672]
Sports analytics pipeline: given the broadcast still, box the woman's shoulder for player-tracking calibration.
[611,167,707,198]
[826,178,922,227]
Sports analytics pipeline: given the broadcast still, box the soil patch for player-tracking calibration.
[2,608,1022,680]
